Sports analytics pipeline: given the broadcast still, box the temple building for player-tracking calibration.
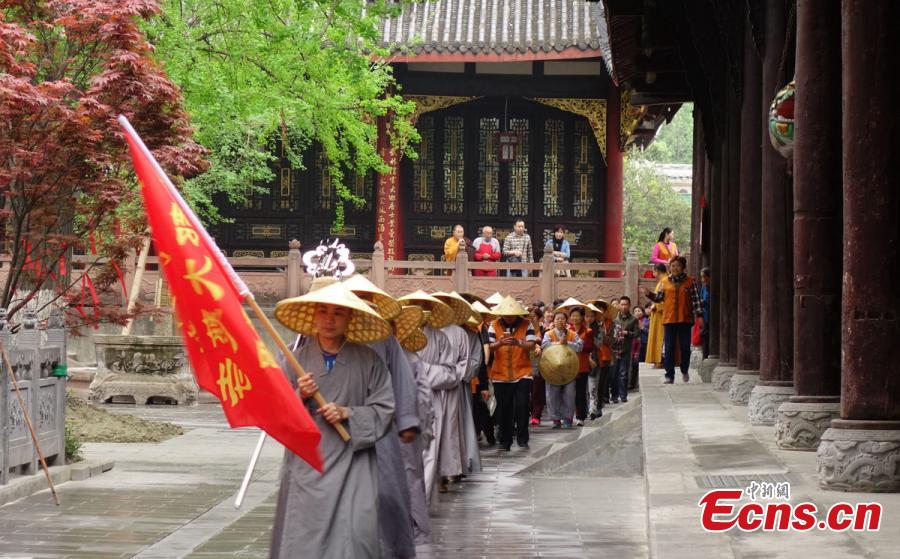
[208,0,680,263]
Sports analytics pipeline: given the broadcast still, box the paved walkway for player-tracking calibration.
[0,366,898,558]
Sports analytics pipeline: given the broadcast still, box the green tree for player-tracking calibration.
[623,157,692,263]
[145,0,418,228]
[640,104,694,164]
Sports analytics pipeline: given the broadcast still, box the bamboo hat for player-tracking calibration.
[490,295,529,317]
[398,329,428,352]
[459,292,490,307]
[342,274,402,321]
[485,292,504,306]
[392,305,425,342]
[471,300,497,322]
[586,298,609,311]
[398,291,456,329]
[433,291,475,325]
[274,282,392,344]
[552,297,586,315]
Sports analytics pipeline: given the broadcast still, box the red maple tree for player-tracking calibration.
[0,0,206,326]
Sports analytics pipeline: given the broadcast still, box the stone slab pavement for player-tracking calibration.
[0,400,648,558]
[640,365,900,559]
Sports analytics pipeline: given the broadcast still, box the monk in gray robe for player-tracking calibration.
[458,326,484,474]
[369,337,421,558]
[271,314,394,558]
[436,324,470,488]
[401,350,433,544]
[417,325,458,502]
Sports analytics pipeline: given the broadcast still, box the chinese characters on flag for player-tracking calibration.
[119,116,322,471]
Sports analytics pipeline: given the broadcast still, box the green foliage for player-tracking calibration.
[623,157,692,263]
[639,105,694,164]
[65,422,83,462]
[146,0,419,228]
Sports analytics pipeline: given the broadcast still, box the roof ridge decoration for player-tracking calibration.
[526,97,607,162]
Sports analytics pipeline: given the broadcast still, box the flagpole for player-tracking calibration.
[234,430,268,509]
[0,341,61,506]
[245,295,351,442]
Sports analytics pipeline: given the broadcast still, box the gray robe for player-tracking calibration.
[369,338,420,558]
[401,351,433,544]
[271,341,394,559]
[417,327,457,503]
[459,329,483,474]
[436,325,470,479]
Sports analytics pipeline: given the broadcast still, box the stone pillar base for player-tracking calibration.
[748,383,794,425]
[774,399,841,450]
[690,346,705,376]
[817,420,900,492]
[711,363,736,391]
[729,372,759,405]
[699,356,720,384]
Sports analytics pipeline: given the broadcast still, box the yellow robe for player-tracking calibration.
[644,279,665,364]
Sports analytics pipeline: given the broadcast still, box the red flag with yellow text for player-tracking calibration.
[118,116,322,471]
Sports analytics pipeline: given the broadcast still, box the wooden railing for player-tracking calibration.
[0,244,665,310]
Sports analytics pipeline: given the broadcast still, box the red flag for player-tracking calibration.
[118,116,322,471]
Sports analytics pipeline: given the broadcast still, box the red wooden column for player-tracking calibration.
[376,117,404,262]
[817,0,900,492]
[745,0,795,421]
[774,0,842,451]
[604,85,624,269]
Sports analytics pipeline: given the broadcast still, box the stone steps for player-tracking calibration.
[515,394,643,478]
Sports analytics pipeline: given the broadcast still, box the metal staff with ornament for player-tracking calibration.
[236,239,357,509]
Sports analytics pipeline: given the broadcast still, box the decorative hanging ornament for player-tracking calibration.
[302,238,356,279]
[768,79,795,159]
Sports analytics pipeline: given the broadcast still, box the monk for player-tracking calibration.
[270,297,394,559]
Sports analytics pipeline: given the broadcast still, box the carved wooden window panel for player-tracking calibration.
[573,119,596,218]
[412,116,435,214]
[442,116,465,215]
[508,118,530,216]
[313,148,332,211]
[543,119,565,217]
[478,117,500,215]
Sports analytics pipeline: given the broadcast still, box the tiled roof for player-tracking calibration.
[378,0,606,59]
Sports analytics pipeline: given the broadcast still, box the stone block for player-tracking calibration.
[748,384,793,425]
[729,372,758,405]
[90,335,198,406]
[774,401,840,450]
[818,426,900,492]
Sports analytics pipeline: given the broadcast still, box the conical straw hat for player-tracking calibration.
[342,274,402,321]
[471,300,496,322]
[459,292,490,307]
[275,282,392,344]
[586,302,603,314]
[433,291,475,325]
[491,295,529,317]
[398,329,427,352]
[553,297,586,315]
[392,305,424,342]
[586,298,609,311]
[398,291,456,329]
[485,292,504,306]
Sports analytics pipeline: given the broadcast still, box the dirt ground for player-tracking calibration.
[66,394,184,443]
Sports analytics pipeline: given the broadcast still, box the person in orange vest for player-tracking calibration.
[640,256,705,384]
[487,296,539,451]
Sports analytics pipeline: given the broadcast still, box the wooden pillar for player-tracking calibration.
[707,154,721,360]
[747,0,795,422]
[818,0,900,492]
[775,0,842,450]
[376,117,404,262]
[604,86,624,268]
[736,23,763,375]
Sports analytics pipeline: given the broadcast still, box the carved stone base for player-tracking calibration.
[775,401,841,450]
[817,424,900,492]
[711,363,736,391]
[690,346,704,376]
[729,372,758,405]
[748,384,794,425]
[699,356,720,384]
[90,335,198,406]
